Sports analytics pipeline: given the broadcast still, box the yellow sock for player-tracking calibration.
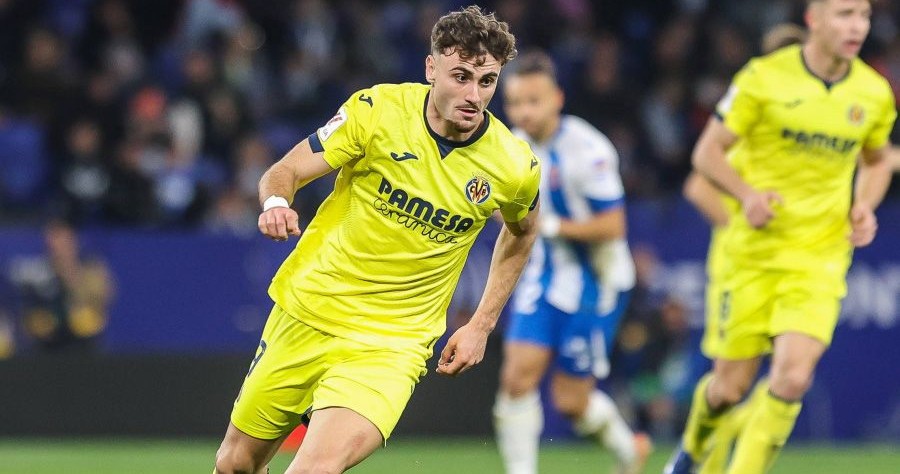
[700,379,769,474]
[726,391,801,474]
[681,374,731,461]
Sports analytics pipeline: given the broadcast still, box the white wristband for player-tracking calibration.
[263,195,290,212]
[539,214,561,238]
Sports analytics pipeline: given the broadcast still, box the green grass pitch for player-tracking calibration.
[1,437,898,473]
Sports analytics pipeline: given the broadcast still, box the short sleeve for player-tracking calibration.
[499,153,541,223]
[579,135,625,213]
[716,61,764,137]
[309,88,380,169]
[864,84,897,150]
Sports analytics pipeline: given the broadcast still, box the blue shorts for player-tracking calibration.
[505,291,631,379]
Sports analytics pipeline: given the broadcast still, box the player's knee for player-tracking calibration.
[214,446,262,474]
[499,365,540,398]
[769,369,813,401]
[548,384,586,417]
[708,377,750,408]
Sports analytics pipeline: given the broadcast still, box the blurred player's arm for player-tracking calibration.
[683,171,729,227]
[850,144,893,247]
[437,203,539,376]
[693,118,781,228]
[257,139,334,241]
[543,206,625,243]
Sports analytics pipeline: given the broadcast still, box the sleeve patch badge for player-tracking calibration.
[317,107,348,142]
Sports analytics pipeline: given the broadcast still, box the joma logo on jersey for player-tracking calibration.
[377,178,474,233]
[465,176,491,204]
[781,128,857,154]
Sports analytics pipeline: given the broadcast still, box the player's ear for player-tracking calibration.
[425,55,436,84]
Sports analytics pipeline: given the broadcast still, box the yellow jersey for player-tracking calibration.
[715,44,896,270]
[269,83,540,348]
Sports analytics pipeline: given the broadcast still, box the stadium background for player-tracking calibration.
[1,0,899,472]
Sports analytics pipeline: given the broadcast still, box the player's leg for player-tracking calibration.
[287,338,428,473]
[215,423,287,473]
[699,377,768,474]
[667,267,772,474]
[494,299,556,474]
[216,306,324,473]
[285,407,383,473]
[550,372,650,474]
[665,358,760,474]
[726,269,840,474]
[554,291,650,474]
[726,334,825,474]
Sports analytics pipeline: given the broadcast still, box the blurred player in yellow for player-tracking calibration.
[681,22,807,474]
[667,1,895,473]
[214,6,541,474]
[493,51,650,474]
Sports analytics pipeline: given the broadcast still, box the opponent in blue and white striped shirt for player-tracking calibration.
[493,51,648,474]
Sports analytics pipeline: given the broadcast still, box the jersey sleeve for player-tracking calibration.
[579,134,625,213]
[499,151,541,223]
[716,60,765,137]
[864,83,897,150]
[308,88,381,169]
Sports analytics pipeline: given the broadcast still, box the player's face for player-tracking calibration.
[426,49,501,137]
[503,73,564,142]
[808,0,871,60]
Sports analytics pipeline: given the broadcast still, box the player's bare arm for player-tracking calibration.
[693,118,782,229]
[257,139,334,241]
[542,206,625,243]
[851,144,893,247]
[437,207,539,377]
[684,171,730,227]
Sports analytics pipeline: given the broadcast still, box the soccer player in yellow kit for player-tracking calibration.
[666,1,895,473]
[682,23,807,474]
[214,6,541,474]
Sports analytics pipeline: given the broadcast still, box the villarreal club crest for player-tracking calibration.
[465,176,491,205]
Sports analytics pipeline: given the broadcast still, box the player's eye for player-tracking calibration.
[455,74,467,83]
[480,77,496,86]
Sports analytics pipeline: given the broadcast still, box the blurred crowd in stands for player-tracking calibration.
[3,0,900,231]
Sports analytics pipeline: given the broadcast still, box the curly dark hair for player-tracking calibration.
[430,5,517,66]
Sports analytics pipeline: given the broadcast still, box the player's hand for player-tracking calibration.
[258,207,302,241]
[849,202,877,247]
[436,321,489,377]
[741,190,782,229]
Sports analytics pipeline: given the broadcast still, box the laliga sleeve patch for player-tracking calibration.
[716,84,738,115]
[317,107,348,142]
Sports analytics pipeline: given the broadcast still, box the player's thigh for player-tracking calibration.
[231,306,330,441]
[287,406,383,474]
[499,341,553,395]
[710,267,778,360]
[770,268,845,347]
[312,342,428,442]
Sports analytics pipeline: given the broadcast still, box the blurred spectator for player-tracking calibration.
[8,220,114,354]
[56,118,111,225]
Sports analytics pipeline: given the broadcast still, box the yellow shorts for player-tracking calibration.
[701,264,847,360]
[230,305,428,441]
